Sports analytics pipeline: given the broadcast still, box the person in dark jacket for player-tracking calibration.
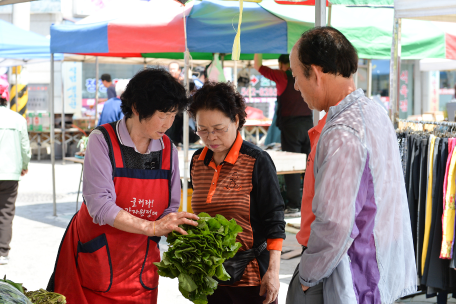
[189,82,285,304]
[254,54,313,217]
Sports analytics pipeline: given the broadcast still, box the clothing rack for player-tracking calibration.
[398,119,456,127]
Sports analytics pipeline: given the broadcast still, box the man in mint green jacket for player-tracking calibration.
[0,82,30,265]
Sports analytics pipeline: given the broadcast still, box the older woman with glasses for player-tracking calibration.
[188,82,286,304]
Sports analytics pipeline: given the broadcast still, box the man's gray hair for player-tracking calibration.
[115,79,129,98]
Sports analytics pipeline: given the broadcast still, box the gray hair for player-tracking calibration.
[115,79,129,98]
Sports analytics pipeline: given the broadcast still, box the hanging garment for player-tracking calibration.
[417,136,429,277]
[405,133,414,195]
[422,139,450,290]
[441,138,456,259]
[48,122,173,304]
[422,135,437,274]
[408,135,421,257]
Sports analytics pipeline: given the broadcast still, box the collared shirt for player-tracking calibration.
[0,106,31,181]
[297,89,416,303]
[296,114,327,247]
[190,132,286,287]
[83,117,180,226]
[97,97,124,127]
[107,84,116,100]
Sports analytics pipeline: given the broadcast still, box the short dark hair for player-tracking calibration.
[101,74,112,82]
[120,68,188,121]
[188,82,246,131]
[278,54,290,65]
[297,26,358,78]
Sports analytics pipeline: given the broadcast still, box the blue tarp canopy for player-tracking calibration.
[0,18,62,65]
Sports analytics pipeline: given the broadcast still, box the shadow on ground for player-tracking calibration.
[15,201,78,229]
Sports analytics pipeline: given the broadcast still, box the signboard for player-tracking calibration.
[54,62,82,116]
[398,63,414,119]
[238,72,278,119]
[73,0,109,17]
[85,78,108,94]
[429,71,440,111]
[28,84,49,112]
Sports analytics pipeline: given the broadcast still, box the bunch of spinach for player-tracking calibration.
[154,212,243,304]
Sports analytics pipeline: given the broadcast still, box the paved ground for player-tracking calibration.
[0,159,454,303]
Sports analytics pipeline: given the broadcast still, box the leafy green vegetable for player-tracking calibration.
[25,289,66,304]
[0,281,32,304]
[1,276,24,294]
[154,212,243,304]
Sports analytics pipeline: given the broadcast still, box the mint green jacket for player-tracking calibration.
[0,106,31,181]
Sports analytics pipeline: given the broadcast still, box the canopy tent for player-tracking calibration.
[395,0,456,22]
[51,0,455,61]
[49,0,456,215]
[0,18,62,66]
[390,0,456,122]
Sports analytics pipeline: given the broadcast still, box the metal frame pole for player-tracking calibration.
[182,5,189,212]
[95,56,99,126]
[389,17,402,124]
[15,67,18,113]
[51,54,57,216]
[314,0,326,125]
[61,62,65,164]
[233,60,238,87]
[367,59,372,98]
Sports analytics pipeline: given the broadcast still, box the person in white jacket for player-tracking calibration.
[0,77,30,265]
[286,26,416,304]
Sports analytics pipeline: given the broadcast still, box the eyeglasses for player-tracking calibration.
[195,125,230,138]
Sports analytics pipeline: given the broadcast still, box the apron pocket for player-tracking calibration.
[140,236,160,290]
[76,233,113,293]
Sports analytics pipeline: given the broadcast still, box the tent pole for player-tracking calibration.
[233,60,238,87]
[51,54,57,217]
[15,67,18,113]
[95,56,99,126]
[314,0,326,125]
[61,62,65,164]
[354,71,358,89]
[367,59,372,98]
[389,17,401,125]
[182,4,189,213]
[328,3,332,27]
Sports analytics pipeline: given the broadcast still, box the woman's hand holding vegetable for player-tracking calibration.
[113,210,198,236]
[152,212,199,236]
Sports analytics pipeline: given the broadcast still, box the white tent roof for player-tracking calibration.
[395,0,456,22]
[420,58,456,71]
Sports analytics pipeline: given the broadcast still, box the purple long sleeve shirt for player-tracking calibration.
[82,117,181,226]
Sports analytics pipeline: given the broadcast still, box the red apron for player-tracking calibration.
[48,122,172,304]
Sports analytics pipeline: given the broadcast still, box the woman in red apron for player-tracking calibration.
[47,69,198,304]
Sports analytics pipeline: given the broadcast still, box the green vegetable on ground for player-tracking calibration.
[154,212,243,304]
[0,281,31,304]
[25,289,66,304]
[1,275,24,294]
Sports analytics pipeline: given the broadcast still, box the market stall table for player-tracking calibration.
[178,149,306,179]
[29,128,88,161]
[66,149,306,212]
[241,119,272,145]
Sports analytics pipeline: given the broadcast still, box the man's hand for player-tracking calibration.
[259,269,279,304]
[259,250,281,303]
[21,169,28,176]
[254,54,263,72]
[301,284,310,292]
